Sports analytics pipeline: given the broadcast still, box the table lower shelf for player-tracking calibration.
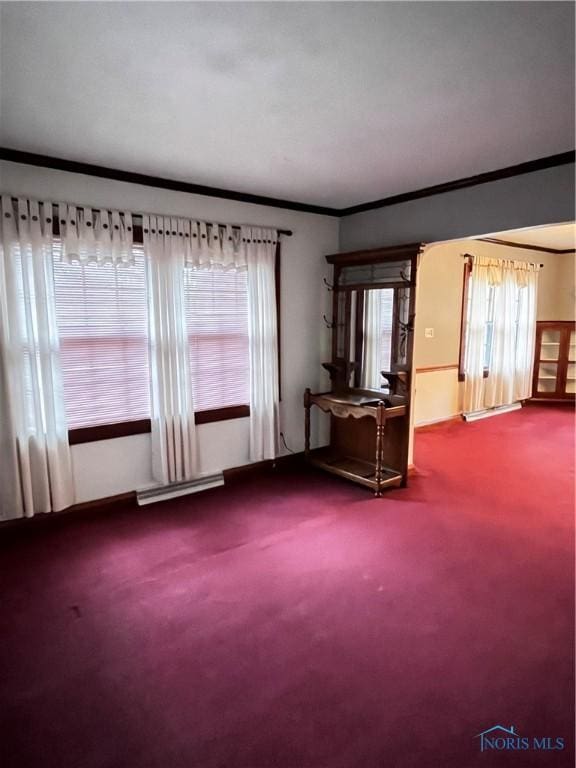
[306,447,403,493]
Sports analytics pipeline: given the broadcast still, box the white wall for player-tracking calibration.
[0,160,338,503]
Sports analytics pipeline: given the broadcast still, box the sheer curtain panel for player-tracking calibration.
[0,196,74,519]
[463,257,491,413]
[57,203,134,265]
[144,215,198,484]
[512,264,539,402]
[243,227,280,461]
[144,216,279,473]
[464,255,540,414]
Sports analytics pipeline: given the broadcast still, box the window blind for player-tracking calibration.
[379,288,394,371]
[52,241,151,429]
[183,268,249,412]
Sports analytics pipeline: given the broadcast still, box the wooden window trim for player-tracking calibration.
[458,261,489,381]
[68,405,250,445]
[195,405,250,425]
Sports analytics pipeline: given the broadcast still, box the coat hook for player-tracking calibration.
[322,314,335,329]
[323,277,334,291]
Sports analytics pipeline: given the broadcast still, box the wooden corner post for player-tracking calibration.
[304,388,311,456]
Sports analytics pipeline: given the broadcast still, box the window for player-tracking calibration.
[52,239,263,442]
[481,283,496,370]
[53,242,151,431]
[357,286,403,389]
[377,288,394,373]
[183,268,250,412]
[459,263,494,379]
[459,263,524,379]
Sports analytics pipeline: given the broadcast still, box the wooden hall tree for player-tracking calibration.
[304,243,423,496]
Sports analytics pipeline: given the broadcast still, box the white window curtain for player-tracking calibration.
[243,226,280,461]
[57,203,134,265]
[0,192,282,511]
[0,196,74,519]
[143,217,280,476]
[463,255,540,414]
[143,215,198,485]
[185,221,246,271]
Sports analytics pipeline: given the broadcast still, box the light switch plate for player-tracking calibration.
[424,328,434,338]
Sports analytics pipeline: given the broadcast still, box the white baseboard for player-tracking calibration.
[137,473,224,505]
[462,402,522,422]
[414,413,462,428]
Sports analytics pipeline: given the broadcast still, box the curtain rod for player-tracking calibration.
[461,253,544,268]
[9,198,292,237]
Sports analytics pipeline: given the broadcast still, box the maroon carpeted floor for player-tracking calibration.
[0,404,573,768]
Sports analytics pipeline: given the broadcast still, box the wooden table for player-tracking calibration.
[304,389,408,496]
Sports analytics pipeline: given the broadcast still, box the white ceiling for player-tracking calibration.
[0,2,574,208]
[486,222,576,251]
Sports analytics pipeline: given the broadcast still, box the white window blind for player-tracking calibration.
[184,268,249,412]
[52,242,151,429]
[379,288,394,372]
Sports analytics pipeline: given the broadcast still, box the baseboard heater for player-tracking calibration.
[463,402,522,423]
[136,473,224,505]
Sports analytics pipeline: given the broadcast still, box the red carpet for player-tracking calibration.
[0,404,573,767]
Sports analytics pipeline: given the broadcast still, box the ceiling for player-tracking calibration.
[0,2,574,208]
[484,222,576,252]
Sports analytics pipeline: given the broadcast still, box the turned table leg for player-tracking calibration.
[374,403,385,497]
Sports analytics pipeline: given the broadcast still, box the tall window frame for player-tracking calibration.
[459,260,525,382]
[52,240,152,443]
[51,238,282,444]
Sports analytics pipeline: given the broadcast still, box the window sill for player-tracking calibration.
[68,405,250,445]
[68,419,152,445]
[195,405,250,425]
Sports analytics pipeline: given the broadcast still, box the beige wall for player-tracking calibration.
[412,237,575,428]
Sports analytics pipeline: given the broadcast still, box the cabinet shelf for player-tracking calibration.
[532,322,576,401]
[307,447,402,492]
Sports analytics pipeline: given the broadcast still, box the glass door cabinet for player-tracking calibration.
[532,322,576,400]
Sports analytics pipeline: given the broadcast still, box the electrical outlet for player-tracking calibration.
[424,327,435,338]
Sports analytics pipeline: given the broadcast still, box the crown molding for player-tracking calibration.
[478,237,575,255]
[339,151,576,216]
[1,147,574,219]
[0,148,339,217]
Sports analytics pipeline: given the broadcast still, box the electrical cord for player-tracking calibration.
[279,432,295,454]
